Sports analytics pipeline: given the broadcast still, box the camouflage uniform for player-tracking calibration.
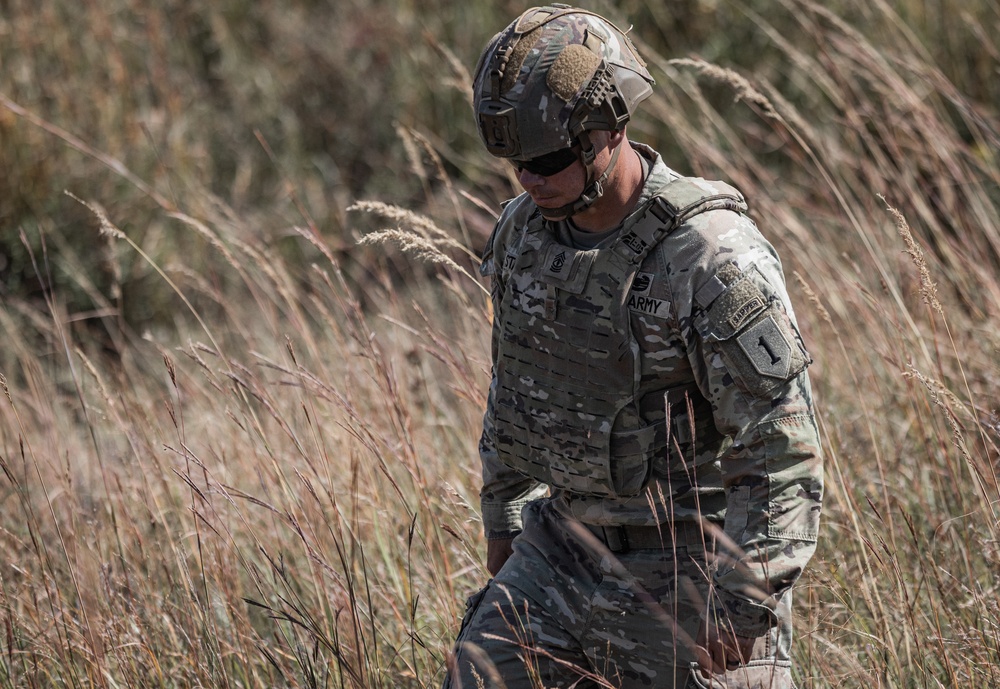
[443,145,822,688]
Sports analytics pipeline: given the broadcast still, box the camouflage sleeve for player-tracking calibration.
[669,209,823,636]
[478,201,549,541]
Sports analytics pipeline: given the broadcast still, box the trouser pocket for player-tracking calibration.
[686,660,796,689]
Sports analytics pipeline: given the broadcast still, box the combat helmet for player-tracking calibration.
[473,4,654,219]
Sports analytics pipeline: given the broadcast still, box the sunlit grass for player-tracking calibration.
[1,0,998,687]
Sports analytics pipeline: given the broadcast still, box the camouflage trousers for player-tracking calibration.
[443,498,796,689]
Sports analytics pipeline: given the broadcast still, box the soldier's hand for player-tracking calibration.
[486,538,515,576]
[695,619,756,675]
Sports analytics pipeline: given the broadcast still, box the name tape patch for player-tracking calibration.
[628,293,668,317]
[504,251,518,271]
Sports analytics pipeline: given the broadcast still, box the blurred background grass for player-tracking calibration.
[3,0,997,330]
[1,0,999,687]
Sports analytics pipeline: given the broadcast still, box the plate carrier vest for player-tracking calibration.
[493,177,747,498]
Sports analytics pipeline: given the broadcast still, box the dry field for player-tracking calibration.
[1,1,998,686]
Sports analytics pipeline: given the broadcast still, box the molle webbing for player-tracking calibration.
[492,177,746,498]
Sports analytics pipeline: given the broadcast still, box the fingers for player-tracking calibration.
[696,621,756,676]
[695,621,726,675]
[693,638,717,675]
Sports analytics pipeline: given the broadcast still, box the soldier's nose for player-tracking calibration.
[517,167,546,189]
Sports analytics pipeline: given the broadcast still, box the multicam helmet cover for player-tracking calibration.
[472,5,654,162]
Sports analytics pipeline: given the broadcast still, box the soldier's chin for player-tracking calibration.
[538,203,571,221]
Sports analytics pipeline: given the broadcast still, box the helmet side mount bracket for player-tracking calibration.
[479,100,520,157]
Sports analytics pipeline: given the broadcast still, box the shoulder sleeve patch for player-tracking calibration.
[698,264,810,398]
[736,316,793,379]
[694,261,742,309]
[713,278,767,336]
[702,265,768,340]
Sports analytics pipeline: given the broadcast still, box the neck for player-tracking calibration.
[571,142,644,232]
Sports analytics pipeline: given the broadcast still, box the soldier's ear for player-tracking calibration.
[608,127,627,149]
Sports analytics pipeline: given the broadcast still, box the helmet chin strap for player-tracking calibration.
[538,132,623,221]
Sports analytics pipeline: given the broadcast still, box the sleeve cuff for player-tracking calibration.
[481,498,533,540]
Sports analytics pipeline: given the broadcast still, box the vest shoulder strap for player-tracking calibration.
[612,177,748,265]
[493,177,747,285]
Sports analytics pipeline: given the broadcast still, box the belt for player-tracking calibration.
[582,521,707,553]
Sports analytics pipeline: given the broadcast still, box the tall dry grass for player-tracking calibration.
[1,192,491,686]
[1,0,999,687]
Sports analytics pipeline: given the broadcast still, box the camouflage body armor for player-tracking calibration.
[493,178,748,498]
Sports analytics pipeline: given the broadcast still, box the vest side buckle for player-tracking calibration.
[602,525,631,553]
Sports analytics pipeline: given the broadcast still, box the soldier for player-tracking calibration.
[444,5,822,688]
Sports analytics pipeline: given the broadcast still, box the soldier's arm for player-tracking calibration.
[479,377,548,541]
[478,205,548,545]
[705,371,821,636]
[673,211,823,636]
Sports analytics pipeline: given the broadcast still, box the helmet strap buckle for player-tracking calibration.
[577,130,597,166]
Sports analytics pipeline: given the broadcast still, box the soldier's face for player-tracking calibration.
[515,155,588,210]
[514,131,618,212]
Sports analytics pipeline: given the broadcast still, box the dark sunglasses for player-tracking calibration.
[511,147,578,176]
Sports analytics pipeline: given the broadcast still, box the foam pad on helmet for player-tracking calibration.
[547,44,600,102]
[501,27,541,94]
